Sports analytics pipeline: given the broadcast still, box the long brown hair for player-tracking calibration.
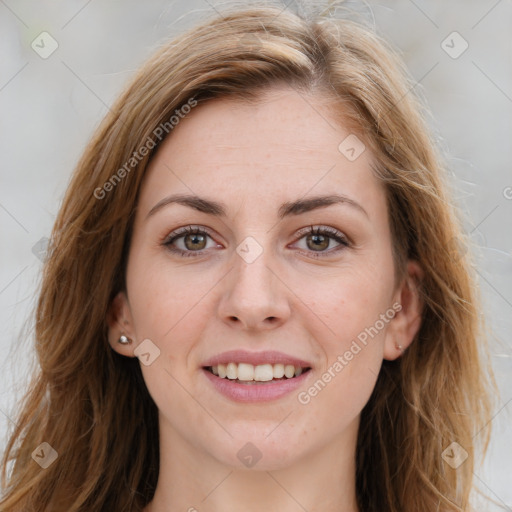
[1,4,495,511]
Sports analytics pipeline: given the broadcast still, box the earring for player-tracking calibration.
[395,343,403,353]
[118,334,132,345]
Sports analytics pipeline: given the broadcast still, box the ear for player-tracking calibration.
[383,260,423,360]
[106,291,137,357]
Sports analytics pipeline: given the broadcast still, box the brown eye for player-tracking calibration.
[306,233,330,251]
[164,226,217,257]
[293,225,350,258]
[183,232,207,250]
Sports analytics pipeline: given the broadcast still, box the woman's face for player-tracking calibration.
[109,86,420,470]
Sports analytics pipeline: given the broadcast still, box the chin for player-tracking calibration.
[209,432,308,471]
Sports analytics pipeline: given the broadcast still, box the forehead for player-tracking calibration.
[138,86,384,218]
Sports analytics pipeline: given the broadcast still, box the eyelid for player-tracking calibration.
[162,224,217,243]
[294,225,349,243]
[162,224,350,258]
[290,225,350,257]
[162,225,221,255]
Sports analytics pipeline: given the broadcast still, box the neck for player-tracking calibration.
[144,416,360,512]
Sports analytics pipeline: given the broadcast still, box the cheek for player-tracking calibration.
[126,253,214,343]
[297,270,392,421]
[293,265,393,422]
[126,258,216,422]
[302,261,395,346]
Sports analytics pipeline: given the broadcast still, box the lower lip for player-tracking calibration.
[202,368,312,403]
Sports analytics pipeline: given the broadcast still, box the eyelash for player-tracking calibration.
[162,225,350,259]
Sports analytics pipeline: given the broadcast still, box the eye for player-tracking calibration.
[163,224,350,258]
[163,226,219,257]
[292,225,349,258]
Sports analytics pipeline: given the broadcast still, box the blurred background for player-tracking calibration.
[1,0,511,508]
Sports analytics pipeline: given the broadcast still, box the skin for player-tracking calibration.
[107,86,422,512]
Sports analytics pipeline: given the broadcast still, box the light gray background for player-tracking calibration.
[1,0,511,508]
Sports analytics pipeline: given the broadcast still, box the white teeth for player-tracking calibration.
[226,362,237,380]
[237,363,254,381]
[209,362,308,381]
[284,365,295,379]
[273,363,285,379]
[254,364,273,382]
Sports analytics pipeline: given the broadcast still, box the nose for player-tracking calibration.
[217,244,291,332]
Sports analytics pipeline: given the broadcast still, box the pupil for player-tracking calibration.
[186,233,206,250]
[308,234,328,251]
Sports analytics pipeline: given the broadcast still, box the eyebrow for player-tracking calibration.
[146,193,368,220]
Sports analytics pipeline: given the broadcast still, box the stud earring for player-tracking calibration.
[395,343,403,353]
[118,334,132,345]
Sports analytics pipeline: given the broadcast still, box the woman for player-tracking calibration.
[0,4,495,511]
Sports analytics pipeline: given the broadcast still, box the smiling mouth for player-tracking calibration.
[204,363,312,384]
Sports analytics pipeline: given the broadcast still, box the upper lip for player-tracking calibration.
[202,350,312,368]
